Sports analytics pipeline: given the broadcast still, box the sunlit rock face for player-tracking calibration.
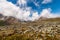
[0,13,19,24]
[4,16,20,24]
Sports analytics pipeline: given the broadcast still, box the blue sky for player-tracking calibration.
[7,0,60,14]
[51,0,60,13]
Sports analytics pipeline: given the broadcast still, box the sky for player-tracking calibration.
[0,0,60,21]
[7,0,60,13]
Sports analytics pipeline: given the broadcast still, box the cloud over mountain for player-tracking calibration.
[40,8,60,18]
[0,0,60,21]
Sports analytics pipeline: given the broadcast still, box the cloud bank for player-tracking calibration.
[0,0,60,21]
[40,8,60,18]
[42,0,52,4]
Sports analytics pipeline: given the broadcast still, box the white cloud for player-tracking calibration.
[42,0,52,4]
[0,0,20,16]
[40,8,51,18]
[0,0,60,21]
[17,0,27,7]
[0,0,6,2]
[31,0,40,7]
[32,12,40,21]
[0,0,40,21]
[40,8,60,18]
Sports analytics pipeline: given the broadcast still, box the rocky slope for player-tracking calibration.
[0,17,60,40]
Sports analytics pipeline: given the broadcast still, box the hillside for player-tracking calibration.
[0,17,60,40]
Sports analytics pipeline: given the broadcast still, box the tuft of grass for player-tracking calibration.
[0,20,5,26]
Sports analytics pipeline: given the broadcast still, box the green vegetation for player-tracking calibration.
[0,20,5,26]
